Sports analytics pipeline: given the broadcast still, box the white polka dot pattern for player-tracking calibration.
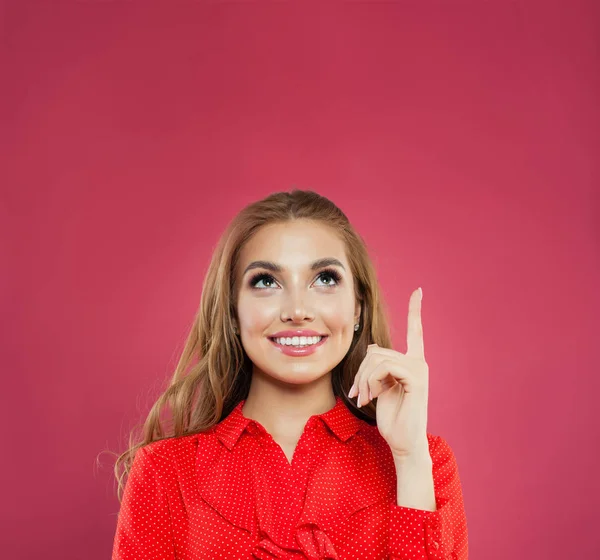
[112,396,468,559]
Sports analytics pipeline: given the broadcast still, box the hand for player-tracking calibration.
[348,287,430,459]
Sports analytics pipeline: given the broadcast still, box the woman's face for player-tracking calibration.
[235,219,361,386]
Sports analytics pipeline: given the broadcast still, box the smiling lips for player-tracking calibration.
[268,333,329,356]
[268,329,327,338]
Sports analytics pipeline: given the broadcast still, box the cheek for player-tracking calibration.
[237,296,279,330]
[319,300,355,329]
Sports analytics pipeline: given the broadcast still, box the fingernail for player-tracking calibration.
[419,287,423,300]
[348,383,356,398]
[357,393,361,408]
[369,388,372,401]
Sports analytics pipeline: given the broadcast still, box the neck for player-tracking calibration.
[241,370,337,439]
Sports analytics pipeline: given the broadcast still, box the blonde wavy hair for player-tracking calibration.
[111,189,393,502]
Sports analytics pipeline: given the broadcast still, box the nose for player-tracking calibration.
[280,290,315,323]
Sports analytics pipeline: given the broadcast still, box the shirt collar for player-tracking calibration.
[214,395,363,450]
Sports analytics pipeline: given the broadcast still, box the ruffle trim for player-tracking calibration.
[252,524,339,559]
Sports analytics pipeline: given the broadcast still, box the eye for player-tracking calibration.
[248,268,342,290]
[249,273,277,289]
[314,268,342,287]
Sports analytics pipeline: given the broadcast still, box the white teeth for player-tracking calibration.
[273,336,323,346]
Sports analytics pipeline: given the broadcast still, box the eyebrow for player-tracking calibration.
[243,257,346,276]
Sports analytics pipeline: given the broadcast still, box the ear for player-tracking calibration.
[354,300,362,324]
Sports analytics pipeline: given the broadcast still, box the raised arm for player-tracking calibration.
[388,435,469,559]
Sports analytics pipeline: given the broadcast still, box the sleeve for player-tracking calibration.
[111,445,177,560]
[388,435,469,559]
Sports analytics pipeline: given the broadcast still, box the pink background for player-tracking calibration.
[2,1,599,558]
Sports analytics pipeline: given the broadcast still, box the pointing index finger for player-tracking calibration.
[406,287,424,358]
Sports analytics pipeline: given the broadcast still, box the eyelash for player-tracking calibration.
[248,268,343,290]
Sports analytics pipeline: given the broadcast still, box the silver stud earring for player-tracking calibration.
[354,323,360,331]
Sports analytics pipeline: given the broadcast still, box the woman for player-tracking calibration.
[111,189,469,559]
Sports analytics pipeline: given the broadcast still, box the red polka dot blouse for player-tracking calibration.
[112,395,468,559]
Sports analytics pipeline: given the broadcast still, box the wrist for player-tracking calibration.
[392,450,432,467]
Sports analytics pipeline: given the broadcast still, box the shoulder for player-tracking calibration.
[134,430,215,474]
